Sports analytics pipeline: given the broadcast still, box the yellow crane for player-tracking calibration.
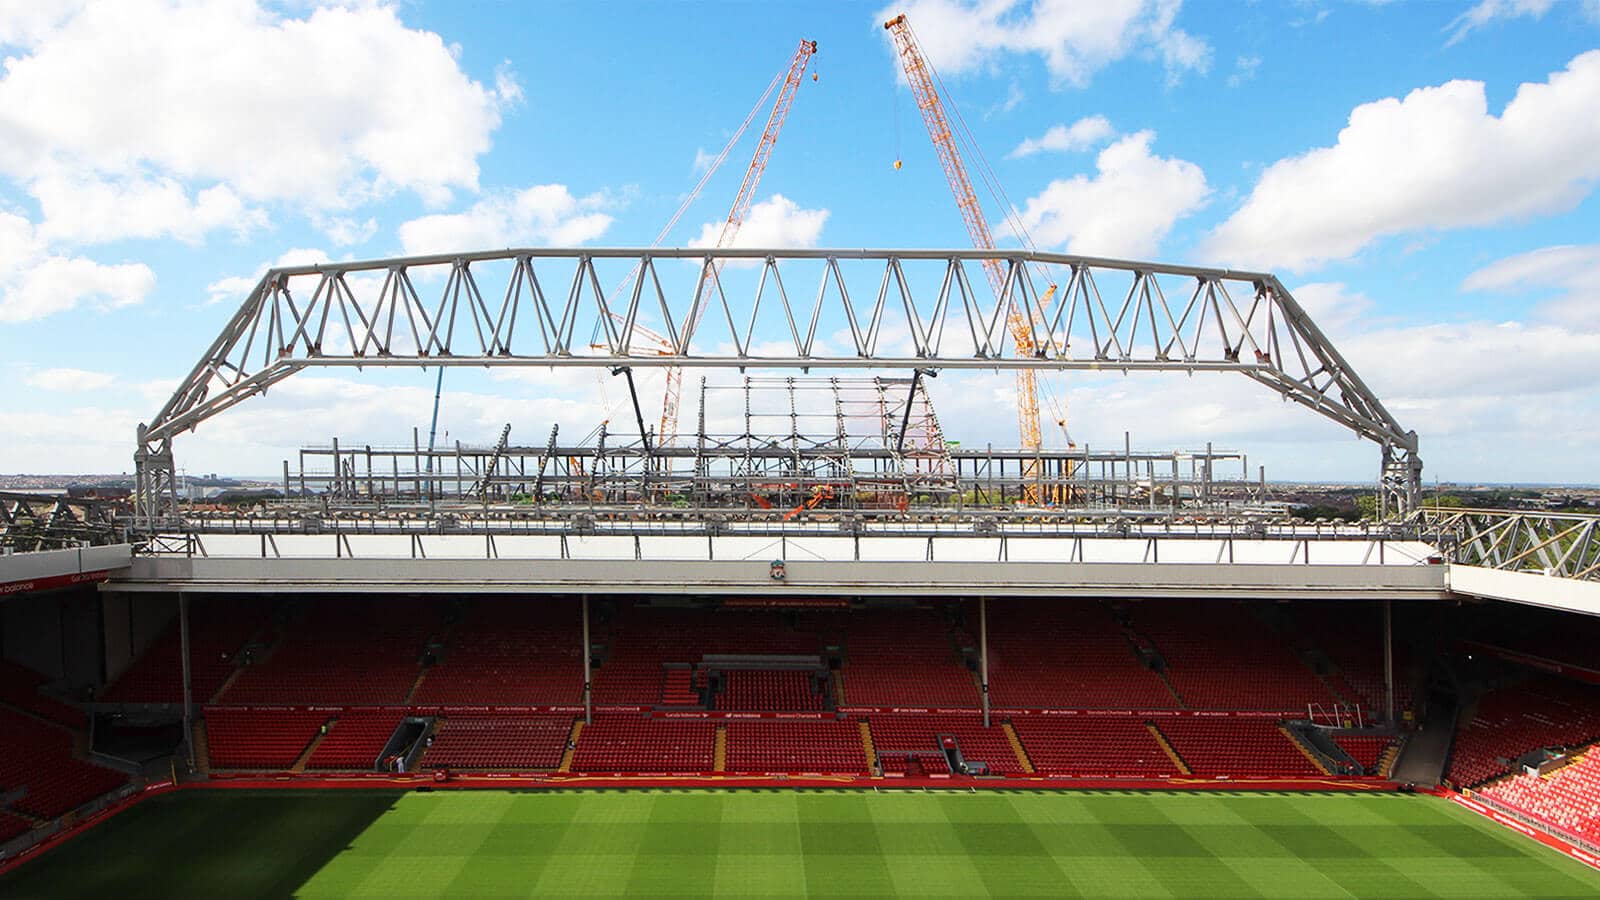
[885,13,1063,504]
[657,39,819,449]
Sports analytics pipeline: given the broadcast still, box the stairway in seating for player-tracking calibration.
[1155,670,1187,707]
[404,667,430,704]
[209,666,247,704]
[1377,737,1404,778]
[859,721,878,775]
[1001,721,1035,774]
[713,725,727,772]
[558,720,584,773]
[210,628,283,703]
[661,666,699,707]
[192,720,211,776]
[291,718,336,773]
[833,671,848,706]
[1147,723,1192,775]
[1281,725,1334,776]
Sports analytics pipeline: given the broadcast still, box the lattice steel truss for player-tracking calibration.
[1413,508,1600,583]
[135,248,1421,523]
[0,492,126,552]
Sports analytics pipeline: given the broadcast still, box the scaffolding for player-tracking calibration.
[283,377,1264,520]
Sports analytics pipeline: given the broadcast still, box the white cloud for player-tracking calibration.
[1462,243,1600,293]
[1349,320,1600,403]
[692,147,717,175]
[24,367,117,392]
[31,173,265,245]
[1227,54,1261,88]
[877,0,1211,89]
[0,211,154,323]
[1204,50,1600,272]
[1011,131,1209,258]
[0,1,518,244]
[0,406,143,475]
[398,184,615,255]
[1462,243,1600,327]
[0,2,89,47]
[1007,115,1115,158]
[1445,0,1553,46]
[1287,282,1376,333]
[205,248,333,307]
[689,194,829,249]
[312,214,379,248]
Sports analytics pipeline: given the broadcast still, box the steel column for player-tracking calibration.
[581,595,592,726]
[179,591,194,770]
[979,596,990,729]
[1383,599,1395,725]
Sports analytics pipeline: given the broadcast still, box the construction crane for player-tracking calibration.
[884,14,1057,503]
[585,39,816,447]
[657,38,819,449]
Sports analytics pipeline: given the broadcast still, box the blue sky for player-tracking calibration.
[2,0,1599,485]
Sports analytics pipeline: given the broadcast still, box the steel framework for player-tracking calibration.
[134,247,1421,523]
[1414,507,1600,583]
[287,434,1257,515]
[0,492,127,552]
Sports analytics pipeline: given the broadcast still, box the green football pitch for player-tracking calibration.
[2,789,1596,898]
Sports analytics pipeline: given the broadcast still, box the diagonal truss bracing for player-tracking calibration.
[136,247,1421,520]
[1414,508,1600,583]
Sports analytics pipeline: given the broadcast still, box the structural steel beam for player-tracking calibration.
[1415,508,1600,583]
[136,248,1421,521]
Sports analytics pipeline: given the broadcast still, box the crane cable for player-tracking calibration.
[585,65,790,434]
[892,54,903,169]
[908,18,1072,444]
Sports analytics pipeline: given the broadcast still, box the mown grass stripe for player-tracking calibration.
[1,789,1596,898]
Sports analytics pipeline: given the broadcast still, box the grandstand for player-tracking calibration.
[2,245,1598,889]
[76,596,1430,784]
[4,564,1600,882]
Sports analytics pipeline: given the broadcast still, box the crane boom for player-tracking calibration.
[658,38,818,448]
[884,14,1047,500]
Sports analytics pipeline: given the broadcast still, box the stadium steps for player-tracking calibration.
[404,668,430,704]
[833,671,847,705]
[558,720,583,773]
[209,665,247,704]
[1313,671,1355,708]
[858,721,878,774]
[1125,626,1189,707]
[1378,738,1404,778]
[290,718,336,773]
[713,725,727,772]
[1147,723,1192,775]
[1001,721,1035,774]
[192,721,211,776]
[660,665,700,707]
[1155,671,1187,707]
[210,625,287,703]
[1281,726,1334,776]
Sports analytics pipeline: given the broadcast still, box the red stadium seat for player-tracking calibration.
[0,708,126,819]
[722,720,867,774]
[420,714,572,770]
[570,714,714,773]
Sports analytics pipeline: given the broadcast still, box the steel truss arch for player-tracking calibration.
[135,247,1421,522]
